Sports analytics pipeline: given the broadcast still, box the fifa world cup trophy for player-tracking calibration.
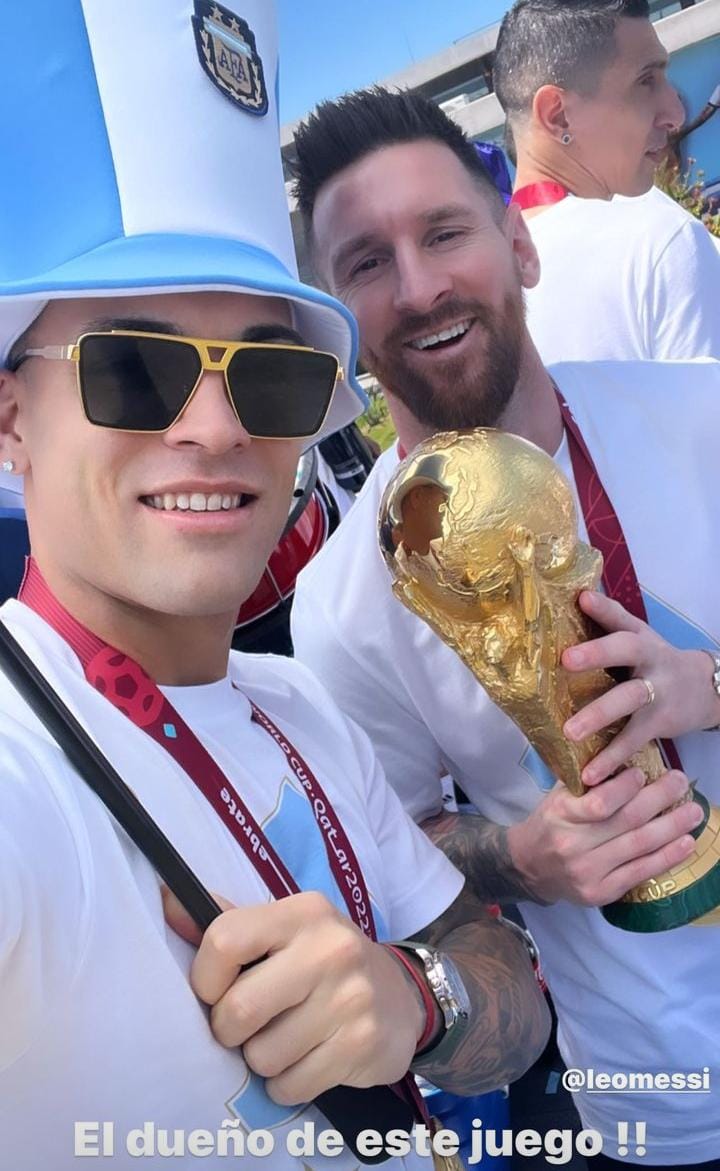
[379,429,720,932]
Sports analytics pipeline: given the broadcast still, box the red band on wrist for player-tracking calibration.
[385,944,440,1054]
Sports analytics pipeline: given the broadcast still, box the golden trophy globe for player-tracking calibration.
[378,428,720,932]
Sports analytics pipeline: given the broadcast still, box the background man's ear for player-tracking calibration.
[504,203,541,290]
[0,370,30,474]
[532,84,572,142]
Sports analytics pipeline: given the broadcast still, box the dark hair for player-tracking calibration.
[494,0,650,120]
[291,86,505,240]
[5,323,35,372]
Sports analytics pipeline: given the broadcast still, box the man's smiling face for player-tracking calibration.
[311,138,537,432]
[2,290,303,622]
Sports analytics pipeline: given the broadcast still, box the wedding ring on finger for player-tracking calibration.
[639,677,656,707]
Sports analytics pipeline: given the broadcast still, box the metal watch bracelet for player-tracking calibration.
[702,649,720,731]
[390,942,471,1064]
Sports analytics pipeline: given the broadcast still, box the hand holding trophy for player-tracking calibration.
[379,429,720,931]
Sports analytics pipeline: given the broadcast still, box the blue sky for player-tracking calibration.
[276,0,511,124]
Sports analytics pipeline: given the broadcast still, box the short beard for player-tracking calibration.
[365,293,526,433]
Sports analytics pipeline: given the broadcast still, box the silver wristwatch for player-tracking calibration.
[391,942,471,1062]
[702,649,720,730]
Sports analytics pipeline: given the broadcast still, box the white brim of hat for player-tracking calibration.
[0,233,366,445]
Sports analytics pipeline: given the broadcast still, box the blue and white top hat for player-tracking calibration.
[0,0,365,440]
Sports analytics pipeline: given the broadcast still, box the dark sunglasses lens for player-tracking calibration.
[227,347,337,438]
[78,335,201,430]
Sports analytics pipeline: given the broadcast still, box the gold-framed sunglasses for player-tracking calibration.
[14,330,343,439]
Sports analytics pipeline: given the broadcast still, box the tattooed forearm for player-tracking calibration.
[422,810,549,905]
[410,889,550,1095]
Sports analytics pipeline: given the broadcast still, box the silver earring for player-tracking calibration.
[1,460,15,473]
[561,132,573,146]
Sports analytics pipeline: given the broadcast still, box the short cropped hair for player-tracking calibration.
[291,86,505,241]
[494,0,650,120]
[5,323,35,372]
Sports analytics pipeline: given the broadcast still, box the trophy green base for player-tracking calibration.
[602,791,720,933]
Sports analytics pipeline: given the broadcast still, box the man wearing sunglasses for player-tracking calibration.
[0,3,551,1169]
[9,326,342,439]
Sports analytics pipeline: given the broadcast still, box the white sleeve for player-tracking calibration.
[649,218,720,360]
[0,827,35,1071]
[0,737,90,1071]
[291,587,448,824]
[334,701,464,941]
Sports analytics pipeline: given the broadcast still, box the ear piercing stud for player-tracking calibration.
[1,460,16,473]
[561,132,573,146]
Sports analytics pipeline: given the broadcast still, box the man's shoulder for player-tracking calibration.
[230,645,328,700]
[230,645,363,734]
[616,188,720,260]
[615,186,698,228]
[533,187,703,249]
[0,601,69,741]
[551,356,720,415]
[0,628,95,873]
[551,358,720,499]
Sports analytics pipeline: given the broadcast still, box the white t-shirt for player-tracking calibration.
[292,358,720,1166]
[525,187,720,363]
[0,600,462,1171]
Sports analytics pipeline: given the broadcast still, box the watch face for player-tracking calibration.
[394,943,471,1035]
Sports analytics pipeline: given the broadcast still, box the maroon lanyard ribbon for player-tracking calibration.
[556,391,683,773]
[18,558,430,1134]
[19,557,376,936]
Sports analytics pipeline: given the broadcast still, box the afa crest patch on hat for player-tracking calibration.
[192,1,268,115]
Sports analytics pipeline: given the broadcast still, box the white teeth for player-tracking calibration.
[145,491,244,512]
[410,320,471,350]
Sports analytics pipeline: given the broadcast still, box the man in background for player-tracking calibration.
[493,0,720,362]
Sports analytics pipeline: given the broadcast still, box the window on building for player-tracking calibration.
[649,0,696,20]
[427,53,495,113]
[434,72,491,112]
